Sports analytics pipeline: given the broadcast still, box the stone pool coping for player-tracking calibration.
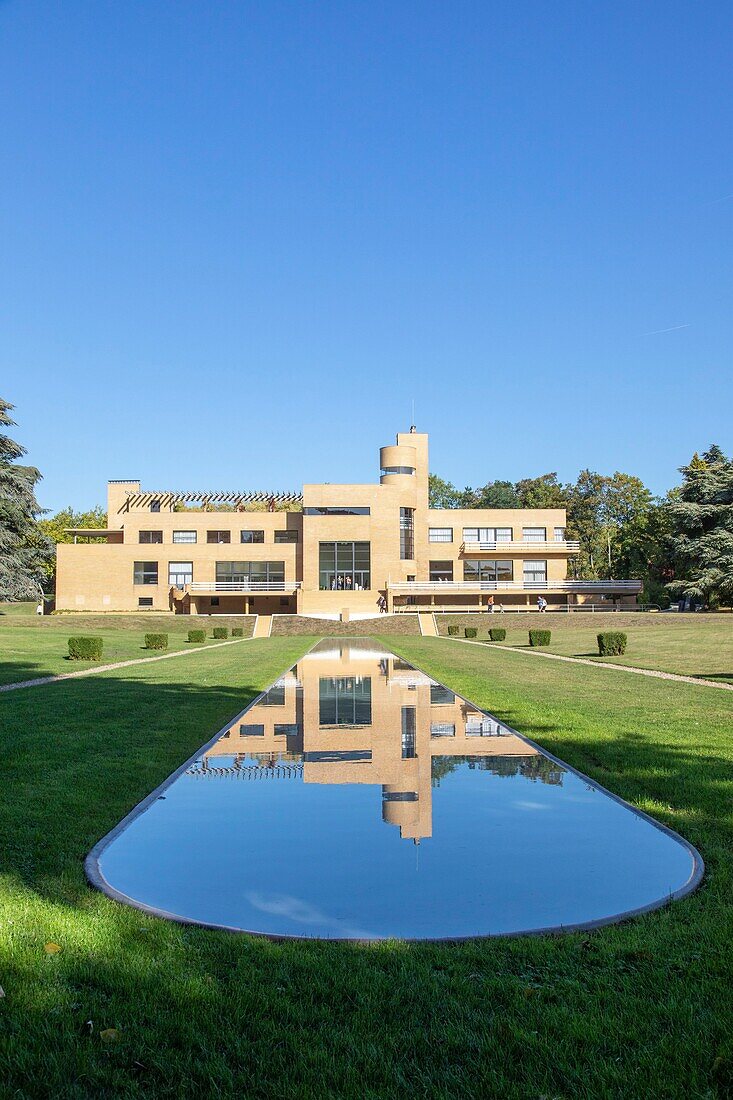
[84,637,705,943]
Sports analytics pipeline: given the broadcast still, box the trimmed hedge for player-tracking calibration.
[68,637,103,661]
[464,627,478,639]
[447,625,460,636]
[489,628,507,642]
[529,630,551,647]
[212,627,229,640]
[598,631,627,656]
[187,629,206,644]
[144,633,168,651]
[231,627,244,638]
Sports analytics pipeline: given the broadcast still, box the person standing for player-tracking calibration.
[486,594,495,613]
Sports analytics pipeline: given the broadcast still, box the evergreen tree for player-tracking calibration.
[666,445,733,607]
[0,398,53,600]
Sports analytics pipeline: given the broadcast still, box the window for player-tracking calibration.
[463,527,513,543]
[522,527,547,543]
[319,542,370,590]
[210,596,219,606]
[207,530,231,544]
[139,530,163,544]
[523,560,547,584]
[216,561,285,585]
[463,559,513,584]
[400,507,414,559]
[466,718,496,737]
[275,529,298,543]
[240,724,265,737]
[133,561,158,585]
[138,597,153,607]
[430,684,455,705]
[430,723,456,738]
[240,530,264,543]
[319,676,372,726]
[401,707,416,759]
[274,723,300,737]
[554,527,566,542]
[168,561,193,586]
[429,527,453,543]
[173,530,197,544]
[261,685,285,706]
[303,506,370,516]
[429,560,453,581]
[150,499,161,513]
[381,466,415,476]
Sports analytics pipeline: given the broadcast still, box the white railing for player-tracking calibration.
[460,540,580,553]
[186,581,301,593]
[388,579,642,593]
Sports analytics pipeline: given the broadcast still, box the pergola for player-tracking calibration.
[117,489,303,512]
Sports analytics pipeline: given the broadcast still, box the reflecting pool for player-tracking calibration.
[88,639,702,939]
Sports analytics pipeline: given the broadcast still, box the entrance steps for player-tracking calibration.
[418,612,438,637]
[253,614,272,639]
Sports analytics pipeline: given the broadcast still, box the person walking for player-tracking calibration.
[486,594,495,613]
[537,596,547,613]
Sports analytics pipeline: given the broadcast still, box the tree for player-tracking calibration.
[37,505,107,587]
[665,445,733,607]
[474,480,519,508]
[514,473,567,509]
[428,474,461,509]
[565,470,609,577]
[0,398,53,600]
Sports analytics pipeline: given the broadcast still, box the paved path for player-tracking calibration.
[418,612,438,637]
[451,638,733,692]
[0,636,253,694]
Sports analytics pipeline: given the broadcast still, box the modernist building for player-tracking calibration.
[56,428,641,616]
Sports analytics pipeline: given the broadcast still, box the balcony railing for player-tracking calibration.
[460,540,580,554]
[185,581,301,593]
[388,579,642,593]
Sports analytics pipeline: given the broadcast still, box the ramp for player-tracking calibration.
[418,612,438,637]
[252,614,272,639]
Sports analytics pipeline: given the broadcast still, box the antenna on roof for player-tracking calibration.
[410,398,416,433]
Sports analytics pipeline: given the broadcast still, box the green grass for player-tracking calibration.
[0,607,255,686]
[1,633,732,1095]
[436,611,733,683]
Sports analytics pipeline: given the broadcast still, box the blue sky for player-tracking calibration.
[2,1,731,511]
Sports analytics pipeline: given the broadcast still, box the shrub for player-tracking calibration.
[529,630,551,647]
[489,628,506,642]
[188,629,206,643]
[212,627,229,640]
[465,627,478,639]
[447,625,459,636]
[68,636,103,661]
[597,631,627,656]
[144,633,168,650]
[231,627,244,637]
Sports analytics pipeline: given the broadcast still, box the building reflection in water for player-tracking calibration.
[187,640,564,842]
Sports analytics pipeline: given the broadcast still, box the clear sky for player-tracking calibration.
[2,1,731,511]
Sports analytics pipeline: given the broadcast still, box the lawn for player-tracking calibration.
[435,611,733,683]
[0,604,255,686]
[1,633,732,1097]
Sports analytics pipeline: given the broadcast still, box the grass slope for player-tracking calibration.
[0,635,731,1097]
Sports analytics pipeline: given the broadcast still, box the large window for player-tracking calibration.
[168,561,193,586]
[523,560,547,584]
[275,529,298,543]
[207,530,231,544]
[173,530,197,544]
[133,561,158,585]
[554,527,566,542]
[429,527,453,543]
[216,561,285,585]
[319,677,372,726]
[401,707,416,759]
[400,507,415,559]
[319,542,370,590]
[463,559,513,584]
[522,527,547,543]
[429,560,453,581]
[303,506,370,516]
[240,530,264,544]
[463,527,513,543]
[139,530,163,544]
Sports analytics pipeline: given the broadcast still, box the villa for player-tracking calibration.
[55,428,641,617]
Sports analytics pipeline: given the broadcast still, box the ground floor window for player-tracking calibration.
[168,561,193,586]
[523,559,547,584]
[138,596,153,607]
[319,676,372,725]
[319,541,370,590]
[215,561,285,585]
[133,561,158,585]
[429,560,454,581]
[463,559,513,583]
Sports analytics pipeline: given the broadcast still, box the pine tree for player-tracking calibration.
[0,398,53,600]
[666,445,733,607]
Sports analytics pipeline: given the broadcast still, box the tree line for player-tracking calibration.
[1,395,731,607]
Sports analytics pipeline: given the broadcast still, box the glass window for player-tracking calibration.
[168,561,193,586]
[139,530,163,544]
[207,530,231,544]
[274,530,298,543]
[239,724,265,737]
[319,542,370,590]
[430,684,455,705]
[523,527,547,543]
[319,677,372,726]
[430,723,456,738]
[261,685,286,706]
[400,508,414,560]
[463,559,513,584]
[429,527,453,542]
[216,561,285,585]
[133,561,158,585]
[463,527,513,543]
[381,466,415,476]
[523,560,547,584]
[429,560,453,581]
[554,527,566,542]
[138,597,153,607]
[240,530,265,543]
[150,499,161,513]
[303,506,370,516]
[173,530,197,544]
[401,707,416,759]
